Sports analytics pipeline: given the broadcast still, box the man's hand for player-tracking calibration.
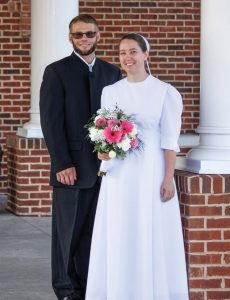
[56,167,77,185]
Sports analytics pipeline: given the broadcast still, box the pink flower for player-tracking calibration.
[121,121,133,134]
[95,118,107,128]
[104,127,123,143]
[130,138,139,149]
[107,118,120,127]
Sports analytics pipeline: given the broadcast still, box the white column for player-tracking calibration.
[185,0,230,174]
[17,0,78,138]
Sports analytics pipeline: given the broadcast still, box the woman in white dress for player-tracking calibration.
[85,33,189,300]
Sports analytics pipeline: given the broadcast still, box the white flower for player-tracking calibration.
[89,128,98,141]
[117,137,131,152]
[108,150,116,158]
[97,108,104,114]
[89,128,105,142]
[97,129,105,140]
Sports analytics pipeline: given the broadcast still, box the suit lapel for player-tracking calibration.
[89,59,104,114]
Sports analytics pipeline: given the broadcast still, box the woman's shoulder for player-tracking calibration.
[150,75,181,98]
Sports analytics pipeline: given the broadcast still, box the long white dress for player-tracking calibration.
[85,75,189,300]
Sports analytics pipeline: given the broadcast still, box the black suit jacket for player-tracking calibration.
[40,52,121,188]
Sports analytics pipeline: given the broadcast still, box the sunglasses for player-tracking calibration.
[70,31,97,39]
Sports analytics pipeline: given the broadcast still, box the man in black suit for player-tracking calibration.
[40,14,121,300]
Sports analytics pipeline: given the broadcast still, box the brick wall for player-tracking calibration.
[175,170,230,300]
[0,0,200,192]
[0,0,31,192]
[7,135,52,216]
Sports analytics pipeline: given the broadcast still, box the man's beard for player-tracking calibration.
[72,41,97,56]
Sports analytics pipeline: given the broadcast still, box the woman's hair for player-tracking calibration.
[69,14,99,31]
[119,33,148,52]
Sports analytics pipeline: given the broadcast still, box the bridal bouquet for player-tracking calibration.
[85,106,142,175]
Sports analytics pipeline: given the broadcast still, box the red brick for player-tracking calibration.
[207,266,230,277]
[16,178,29,184]
[224,231,230,239]
[16,192,29,200]
[208,194,230,204]
[41,200,52,206]
[30,164,50,170]
[189,267,204,278]
[15,206,29,214]
[224,254,230,263]
[17,200,40,207]
[207,242,230,252]
[207,291,230,299]
[188,242,205,253]
[225,175,230,193]
[185,230,221,241]
[225,279,230,288]
[189,291,204,300]
[189,279,222,289]
[212,175,224,193]
[17,185,39,192]
[189,254,221,265]
[183,218,204,229]
[30,192,50,199]
[31,207,51,214]
[17,156,41,163]
[180,193,205,205]
[185,206,222,217]
[30,178,49,184]
[202,175,212,193]
[225,206,230,215]
[207,218,230,228]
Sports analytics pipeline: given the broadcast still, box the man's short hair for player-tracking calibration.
[69,14,99,31]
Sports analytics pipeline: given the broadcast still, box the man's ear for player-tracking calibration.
[96,32,100,42]
[68,33,73,44]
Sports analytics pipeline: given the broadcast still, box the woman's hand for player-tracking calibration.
[161,149,176,201]
[160,178,175,202]
[98,152,110,161]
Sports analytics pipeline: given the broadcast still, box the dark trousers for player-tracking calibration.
[51,180,100,299]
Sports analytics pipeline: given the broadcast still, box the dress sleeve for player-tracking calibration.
[160,84,183,152]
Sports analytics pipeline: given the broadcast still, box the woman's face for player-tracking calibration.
[119,39,148,75]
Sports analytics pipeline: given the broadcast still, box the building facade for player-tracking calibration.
[1,1,230,299]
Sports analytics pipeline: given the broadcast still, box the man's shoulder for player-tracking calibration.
[46,55,72,69]
[96,58,120,71]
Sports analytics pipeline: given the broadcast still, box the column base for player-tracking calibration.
[17,122,43,138]
[185,158,230,174]
[185,148,230,174]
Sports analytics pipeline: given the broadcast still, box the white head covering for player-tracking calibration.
[138,34,150,52]
[136,34,151,74]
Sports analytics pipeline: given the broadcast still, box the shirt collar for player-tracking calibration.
[74,51,96,71]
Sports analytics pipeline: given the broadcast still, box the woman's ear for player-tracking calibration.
[144,51,149,61]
